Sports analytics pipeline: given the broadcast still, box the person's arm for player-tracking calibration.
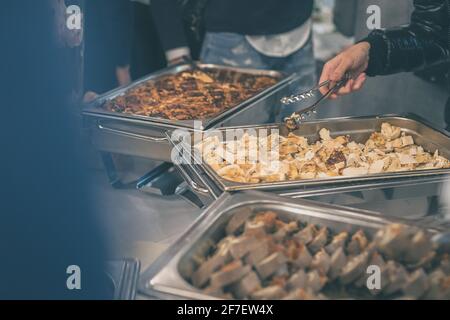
[151,0,191,65]
[319,0,449,97]
[364,0,449,76]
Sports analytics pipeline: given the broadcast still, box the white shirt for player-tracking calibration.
[246,18,312,58]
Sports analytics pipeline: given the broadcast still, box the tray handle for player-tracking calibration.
[174,160,210,195]
[97,122,168,142]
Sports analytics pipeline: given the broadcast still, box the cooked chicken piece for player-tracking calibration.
[325,232,348,255]
[244,240,271,266]
[210,260,251,288]
[381,123,402,141]
[340,251,369,284]
[425,270,450,300]
[347,229,369,256]
[374,224,414,260]
[225,209,253,235]
[244,220,266,238]
[230,271,262,299]
[282,289,320,300]
[342,167,369,176]
[383,261,409,295]
[228,236,260,259]
[250,285,287,300]
[192,244,232,287]
[253,211,277,232]
[329,247,348,280]
[306,270,328,294]
[291,243,313,269]
[203,285,224,297]
[287,270,307,290]
[311,249,331,275]
[309,227,329,254]
[402,269,429,299]
[293,224,317,245]
[255,252,288,280]
[403,230,434,264]
[319,128,332,141]
[369,160,385,174]
[401,135,414,146]
[397,153,417,166]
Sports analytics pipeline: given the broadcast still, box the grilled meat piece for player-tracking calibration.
[210,260,251,288]
[329,247,347,280]
[226,209,253,235]
[325,232,348,255]
[230,271,262,299]
[309,227,329,254]
[102,69,277,120]
[294,224,317,245]
[402,269,429,299]
[347,229,369,256]
[311,249,331,275]
[255,252,288,280]
[340,251,370,285]
[250,285,287,300]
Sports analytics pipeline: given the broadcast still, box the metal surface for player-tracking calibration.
[138,191,438,300]
[106,258,141,300]
[288,176,450,230]
[174,114,450,194]
[83,63,294,162]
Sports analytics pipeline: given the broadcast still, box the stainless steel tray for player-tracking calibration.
[83,63,294,161]
[138,191,435,300]
[172,114,450,193]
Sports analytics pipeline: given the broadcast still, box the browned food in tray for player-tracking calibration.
[186,210,450,300]
[102,69,278,120]
[196,122,450,183]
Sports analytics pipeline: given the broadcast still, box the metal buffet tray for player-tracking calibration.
[170,114,450,196]
[83,63,294,162]
[138,191,438,300]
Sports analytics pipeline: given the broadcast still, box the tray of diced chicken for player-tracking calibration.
[172,114,450,194]
[139,191,450,300]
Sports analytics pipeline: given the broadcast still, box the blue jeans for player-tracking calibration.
[200,32,317,120]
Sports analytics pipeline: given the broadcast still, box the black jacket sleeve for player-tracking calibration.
[363,0,450,76]
[151,0,189,52]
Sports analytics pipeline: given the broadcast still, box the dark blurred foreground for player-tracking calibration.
[0,1,108,299]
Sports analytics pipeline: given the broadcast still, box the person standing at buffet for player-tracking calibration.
[1,0,109,299]
[151,0,316,120]
[318,0,450,130]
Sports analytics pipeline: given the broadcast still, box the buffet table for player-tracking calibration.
[85,62,450,300]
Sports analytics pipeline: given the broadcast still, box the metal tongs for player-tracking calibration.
[281,73,351,130]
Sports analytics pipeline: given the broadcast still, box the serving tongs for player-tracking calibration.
[281,73,351,130]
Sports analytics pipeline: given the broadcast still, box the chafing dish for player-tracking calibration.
[169,114,450,198]
[83,63,294,162]
[138,191,444,300]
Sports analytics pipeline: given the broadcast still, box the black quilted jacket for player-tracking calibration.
[364,0,449,76]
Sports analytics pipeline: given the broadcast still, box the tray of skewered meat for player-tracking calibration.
[138,191,450,300]
[83,63,292,161]
[170,114,450,194]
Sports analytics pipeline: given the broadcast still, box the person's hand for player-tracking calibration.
[83,91,99,103]
[319,42,371,98]
[116,65,132,87]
